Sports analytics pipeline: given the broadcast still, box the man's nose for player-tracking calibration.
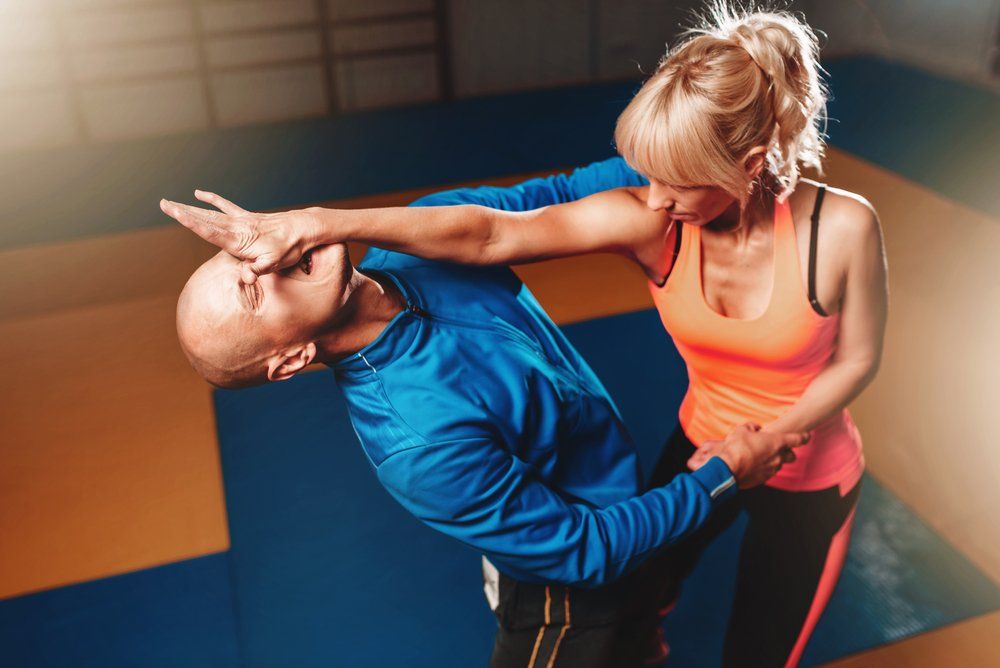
[646,182,675,212]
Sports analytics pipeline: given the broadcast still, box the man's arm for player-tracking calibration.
[375,422,805,587]
[407,157,648,210]
[375,436,737,588]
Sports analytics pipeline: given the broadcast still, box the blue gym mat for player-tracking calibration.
[0,553,241,668]
[214,308,1000,667]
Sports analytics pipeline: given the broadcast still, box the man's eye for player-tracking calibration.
[300,250,313,275]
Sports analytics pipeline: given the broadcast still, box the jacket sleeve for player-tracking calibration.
[407,157,648,210]
[375,437,736,587]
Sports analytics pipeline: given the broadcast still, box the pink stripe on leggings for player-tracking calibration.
[783,503,858,668]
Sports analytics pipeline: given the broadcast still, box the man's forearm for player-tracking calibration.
[379,438,738,587]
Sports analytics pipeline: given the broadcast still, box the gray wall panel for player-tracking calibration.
[450,0,592,96]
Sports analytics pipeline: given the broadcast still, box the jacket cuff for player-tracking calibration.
[690,457,738,504]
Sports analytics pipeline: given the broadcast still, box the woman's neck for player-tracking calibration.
[707,185,776,246]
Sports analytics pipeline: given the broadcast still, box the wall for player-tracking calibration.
[0,0,445,151]
[798,0,1000,87]
[5,1,997,158]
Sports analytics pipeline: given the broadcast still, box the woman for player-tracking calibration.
[167,5,887,665]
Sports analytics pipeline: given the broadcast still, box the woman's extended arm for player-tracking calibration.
[766,197,889,435]
[159,159,670,283]
[307,186,663,266]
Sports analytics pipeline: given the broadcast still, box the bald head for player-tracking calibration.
[177,252,270,389]
[176,243,362,389]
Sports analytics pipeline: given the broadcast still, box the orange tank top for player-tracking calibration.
[649,197,863,492]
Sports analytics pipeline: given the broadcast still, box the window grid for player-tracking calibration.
[7,0,452,144]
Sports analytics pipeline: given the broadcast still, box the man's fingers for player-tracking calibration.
[195,190,249,216]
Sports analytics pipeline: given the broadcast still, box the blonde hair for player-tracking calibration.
[614,2,827,202]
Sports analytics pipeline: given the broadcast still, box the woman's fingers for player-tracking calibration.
[163,197,302,282]
[161,199,257,261]
[247,257,279,277]
[782,431,811,448]
[240,262,259,286]
[161,199,233,246]
[687,449,711,470]
[160,199,207,235]
[194,190,249,216]
[687,439,723,470]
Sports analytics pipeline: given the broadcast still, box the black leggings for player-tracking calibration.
[649,426,861,667]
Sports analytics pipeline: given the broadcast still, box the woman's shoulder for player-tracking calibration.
[788,179,881,243]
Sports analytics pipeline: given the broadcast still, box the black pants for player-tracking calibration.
[487,560,670,668]
[649,427,861,667]
[488,427,860,668]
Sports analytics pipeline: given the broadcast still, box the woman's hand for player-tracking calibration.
[688,423,807,489]
[160,190,323,285]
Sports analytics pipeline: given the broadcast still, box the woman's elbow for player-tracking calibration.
[852,355,882,390]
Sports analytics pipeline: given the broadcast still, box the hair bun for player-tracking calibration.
[718,7,827,195]
[614,2,827,202]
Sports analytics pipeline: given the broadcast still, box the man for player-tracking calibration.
[163,159,805,667]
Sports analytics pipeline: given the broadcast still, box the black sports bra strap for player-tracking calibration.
[652,221,683,289]
[672,220,683,264]
[808,186,828,317]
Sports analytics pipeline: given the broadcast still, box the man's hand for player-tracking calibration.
[160,191,321,285]
[688,423,809,489]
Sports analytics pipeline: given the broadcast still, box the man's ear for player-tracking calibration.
[743,146,768,181]
[266,342,317,382]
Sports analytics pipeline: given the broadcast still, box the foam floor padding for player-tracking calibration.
[215,308,1000,667]
[0,553,241,668]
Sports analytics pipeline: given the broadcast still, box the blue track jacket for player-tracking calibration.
[331,157,736,587]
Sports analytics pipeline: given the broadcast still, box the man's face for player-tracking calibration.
[231,243,353,343]
[177,243,353,386]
